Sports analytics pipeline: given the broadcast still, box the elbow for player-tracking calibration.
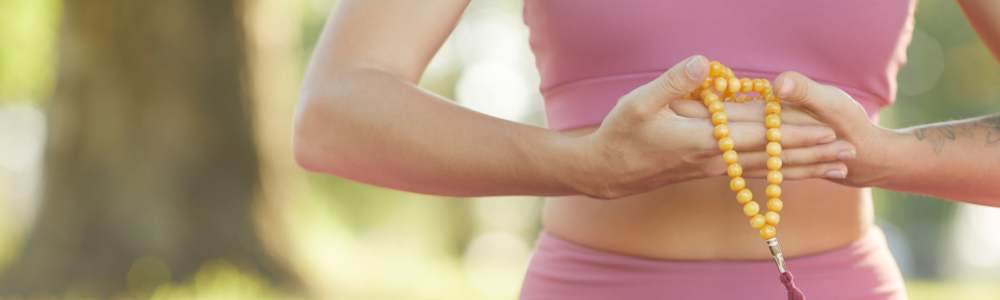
[293,133,326,173]
[293,68,384,176]
[293,92,339,174]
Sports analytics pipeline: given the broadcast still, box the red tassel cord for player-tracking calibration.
[779,271,806,300]
[767,238,806,299]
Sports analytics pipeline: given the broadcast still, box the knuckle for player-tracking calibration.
[613,99,649,123]
[782,170,802,180]
[697,160,726,177]
[814,165,831,177]
[625,101,648,119]
[588,176,622,200]
[696,137,717,151]
[791,77,811,100]
[661,72,689,96]
[672,101,703,118]
[779,151,797,164]
[592,189,616,200]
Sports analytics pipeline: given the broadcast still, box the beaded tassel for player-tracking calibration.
[692,60,806,300]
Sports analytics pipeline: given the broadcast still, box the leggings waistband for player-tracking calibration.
[521,227,907,299]
[532,227,886,275]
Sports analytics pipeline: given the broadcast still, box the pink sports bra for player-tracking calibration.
[523,0,917,131]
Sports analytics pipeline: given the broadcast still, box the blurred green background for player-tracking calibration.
[0,0,998,299]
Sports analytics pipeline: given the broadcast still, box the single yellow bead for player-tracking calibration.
[713,124,729,139]
[766,142,782,156]
[722,150,739,164]
[702,77,713,90]
[709,61,723,77]
[708,100,725,114]
[743,201,760,216]
[766,184,782,198]
[730,177,746,192]
[712,111,728,125]
[737,188,753,204]
[749,214,766,229]
[752,79,766,93]
[718,137,735,152]
[740,78,753,93]
[727,163,743,178]
[701,89,714,99]
[767,198,784,212]
[761,86,773,96]
[728,77,741,94]
[702,91,720,106]
[765,94,777,102]
[723,67,734,78]
[766,128,781,142]
[759,80,772,91]
[765,211,781,225]
[760,225,777,240]
[765,101,781,114]
[767,171,783,184]
[714,77,728,93]
[767,156,783,170]
[765,114,781,128]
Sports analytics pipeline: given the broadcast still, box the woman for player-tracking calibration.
[293,0,1000,299]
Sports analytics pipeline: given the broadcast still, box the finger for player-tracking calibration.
[706,140,853,172]
[745,162,848,180]
[774,72,867,131]
[779,140,856,165]
[624,55,708,115]
[671,99,824,126]
[683,120,837,152]
[700,150,770,174]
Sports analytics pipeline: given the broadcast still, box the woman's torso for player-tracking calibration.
[524,0,916,260]
[544,128,874,260]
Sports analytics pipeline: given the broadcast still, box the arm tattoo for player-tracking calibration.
[910,114,1000,154]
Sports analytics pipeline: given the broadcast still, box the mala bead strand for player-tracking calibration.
[694,60,807,300]
[696,60,784,240]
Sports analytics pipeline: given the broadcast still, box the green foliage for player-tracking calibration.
[0,0,60,102]
[147,261,299,300]
[907,280,1000,300]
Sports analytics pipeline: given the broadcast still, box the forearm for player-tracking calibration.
[881,114,1000,206]
[294,67,585,197]
[957,0,1000,63]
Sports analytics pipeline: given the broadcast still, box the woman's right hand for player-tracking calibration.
[561,55,856,199]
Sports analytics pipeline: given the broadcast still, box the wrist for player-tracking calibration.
[514,127,598,197]
[524,128,618,198]
[869,127,917,187]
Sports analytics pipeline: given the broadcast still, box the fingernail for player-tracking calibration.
[837,149,856,160]
[824,169,847,179]
[778,77,795,98]
[686,56,707,81]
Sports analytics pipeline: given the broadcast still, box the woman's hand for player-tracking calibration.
[772,72,899,187]
[670,96,860,180]
[559,56,856,199]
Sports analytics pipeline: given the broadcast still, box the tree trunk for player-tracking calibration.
[0,0,295,297]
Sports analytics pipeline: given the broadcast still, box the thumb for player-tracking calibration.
[774,71,866,132]
[627,55,708,114]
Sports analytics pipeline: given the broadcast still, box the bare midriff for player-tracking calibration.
[543,125,874,261]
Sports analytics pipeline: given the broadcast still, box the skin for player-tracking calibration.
[294,0,1000,261]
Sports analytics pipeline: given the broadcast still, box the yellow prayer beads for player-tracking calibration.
[694,60,785,240]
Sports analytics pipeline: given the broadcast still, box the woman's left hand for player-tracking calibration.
[771,72,901,187]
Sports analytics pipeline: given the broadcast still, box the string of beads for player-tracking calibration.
[690,60,784,240]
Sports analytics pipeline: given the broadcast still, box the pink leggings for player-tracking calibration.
[520,227,907,299]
